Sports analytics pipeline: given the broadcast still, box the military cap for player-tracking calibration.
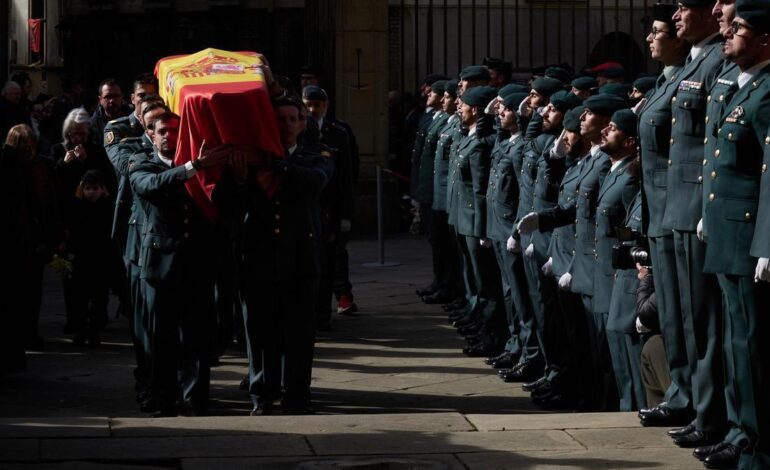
[460,65,492,81]
[652,3,678,31]
[600,67,626,80]
[431,80,449,94]
[531,77,564,98]
[563,107,583,133]
[445,79,459,97]
[461,86,498,107]
[484,57,513,72]
[571,76,598,91]
[422,73,449,86]
[679,0,716,8]
[498,83,529,98]
[611,109,638,137]
[583,93,628,116]
[633,76,657,94]
[545,66,571,84]
[736,0,770,33]
[549,90,583,113]
[599,83,633,98]
[502,91,529,110]
[302,85,328,101]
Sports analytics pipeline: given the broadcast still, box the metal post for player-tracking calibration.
[364,165,400,267]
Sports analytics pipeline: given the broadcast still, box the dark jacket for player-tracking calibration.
[636,272,659,334]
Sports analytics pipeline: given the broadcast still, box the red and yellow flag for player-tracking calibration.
[155,48,283,220]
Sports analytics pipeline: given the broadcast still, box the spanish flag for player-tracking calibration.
[155,48,283,220]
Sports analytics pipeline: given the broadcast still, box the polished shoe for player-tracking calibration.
[250,403,274,416]
[485,351,510,366]
[416,284,438,297]
[453,316,479,328]
[522,376,548,393]
[442,298,466,311]
[639,405,693,427]
[423,290,454,304]
[491,353,518,370]
[501,361,541,382]
[463,344,500,357]
[465,334,482,344]
[693,441,729,461]
[703,443,741,469]
[672,430,723,448]
[457,324,481,336]
[638,402,665,417]
[667,422,696,437]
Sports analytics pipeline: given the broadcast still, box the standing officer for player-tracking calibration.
[129,112,230,416]
[701,2,770,468]
[636,2,693,426]
[570,77,598,101]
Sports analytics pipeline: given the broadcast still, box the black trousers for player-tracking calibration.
[431,210,460,295]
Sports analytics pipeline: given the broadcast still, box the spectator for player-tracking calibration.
[0,81,32,141]
[635,265,671,408]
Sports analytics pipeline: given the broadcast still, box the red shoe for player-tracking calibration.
[337,295,358,315]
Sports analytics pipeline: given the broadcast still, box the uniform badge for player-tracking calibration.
[105,131,115,145]
[730,106,745,120]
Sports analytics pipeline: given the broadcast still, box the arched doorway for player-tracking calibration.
[588,32,647,80]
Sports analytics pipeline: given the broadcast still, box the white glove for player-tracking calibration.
[541,257,553,277]
[636,317,651,334]
[340,219,352,233]
[479,237,492,248]
[558,272,572,291]
[538,106,548,117]
[518,96,529,115]
[484,96,499,115]
[631,97,647,115]
[696,218,704,242]
[517,212,540,235]
[550,129,568,159]
[524,243,535,259]
[506,236,521,253]
[755,257,770,283]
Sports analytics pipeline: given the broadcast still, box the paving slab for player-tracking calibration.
[5,463,168,470]
[182,454,466,470]
[456,448,699,469]
[40,435,311,461]
[565,427,675,449]
[466,411,641,431]
[0,417,110,438]
[308,429,582,456]
[0,439,39,462]
[110,413,473,437]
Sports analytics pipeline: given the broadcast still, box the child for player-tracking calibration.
[63,169,116,346]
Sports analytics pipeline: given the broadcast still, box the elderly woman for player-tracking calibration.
[1,124,59,362]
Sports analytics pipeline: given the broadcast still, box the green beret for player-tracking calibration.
[600,66,626,79]
[484,57,513,72]
[652,3,678,31]
[633,76,657,94]
[563,107,584,133]
[599,83,633,98]
[679,0,715,7]
[584,93,628,116]
[445,79,459,97]
[545,67,571,84]
[431,80,448,94]
[611,109,638,138]
[531,77,564,98]
[459,65,491,81]
[571,76,597,90]
[423,73,449,86]
[498,83,529,98]
[736,0,770,33]
[549,90,583,113]
[502,91,529,110]
[302,85,328,101]
[461,86,498,107]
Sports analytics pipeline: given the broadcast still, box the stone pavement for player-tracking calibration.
[0,236,701,468]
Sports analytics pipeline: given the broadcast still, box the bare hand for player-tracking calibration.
[196,139,231,169]
[74,144,87,160]
[636,263,649,280]
[228,148,249,184]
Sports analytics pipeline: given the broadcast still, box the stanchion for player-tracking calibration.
[363,165,401,267]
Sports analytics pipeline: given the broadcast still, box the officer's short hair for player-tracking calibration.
[273,95,305,115]
[139,93,164,107]
[148,111,179,130]
[97,78,120,96]
[133,73,158,92]
[141,102,169,118]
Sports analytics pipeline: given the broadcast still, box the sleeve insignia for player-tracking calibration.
[105,131,115,145]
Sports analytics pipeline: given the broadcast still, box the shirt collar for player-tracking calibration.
[432,110,442,120]
[468,126,477,137]
[424,107,433,114]
[662,65,677,81]
[589,144,602,158]
[737,59,770,89]
[448,114,459,124]
[509,131,522,144]
[316,117,324,129]
[287,144,298,156]
[157,153,174,168]
[690,33,719,62]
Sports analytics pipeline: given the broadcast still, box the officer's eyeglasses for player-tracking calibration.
[649,27,671,39]
[730,21,754,37]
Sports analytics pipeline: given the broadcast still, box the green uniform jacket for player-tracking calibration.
[702,60,740,239]
[531,133,564,260]
[593,157,639,313]
[454,127,495,238]
[416,111,449,204]
[410,109,437,198]
[116,135,153,266]
[104,113,145,239]
[446,121,466,226]
[608,190,643,334]
[638,64,684,238]
[514,134,540,248]
[485,134,517,242]
[663,36,724,232]
[704,65,770,275]
[754,125,770,260]
[432,115,459,213]
[546,155,584,278]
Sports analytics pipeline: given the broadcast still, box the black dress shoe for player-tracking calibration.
[416,285,438,297]
[672,430,723,448]
[522,376,548,393]
[423,291,454,304]
[667,423,696,437]
[501,361,541,382]
[442,299,466,311]
[694,441,729,461]
[638,402,665,418]
[463,344,500,357]
[485,352,510,366]
[453,316,479,328]
[530,382,555,400]
[703,443,741,469]
[250,403,274,416]
[490,353,518,370]
[639,405,693,427]
[457,324,481,336]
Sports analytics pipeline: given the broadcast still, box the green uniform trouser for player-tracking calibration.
[673,230,726,433]
[463,235,507,349]
[453,231,478,318]
[520,233,545,367]
[716,274,770,470]
[648,234,691,412]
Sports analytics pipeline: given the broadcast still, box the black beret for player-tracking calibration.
[484,57,513,72]
[679,0,716,7]
[545,66,571,84]
[502,91,529,110]
[549,90,583,113]
[461,86,498,107]
[445,79,459,97]
[652,3,678,31]
[460,65,491,81]
[571,76,598,90]
[599,83,633,98]
[498,83,529,98]
[584,93,628,116]
[423,73,449,86]
[611,109,638,137]
[431,80,448,94]
[600,66,626,79]
[736,0,770,33]
[302,85,328,101]
[531,77,564,98]
[633,76,658,94]
[563,107,584,132]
